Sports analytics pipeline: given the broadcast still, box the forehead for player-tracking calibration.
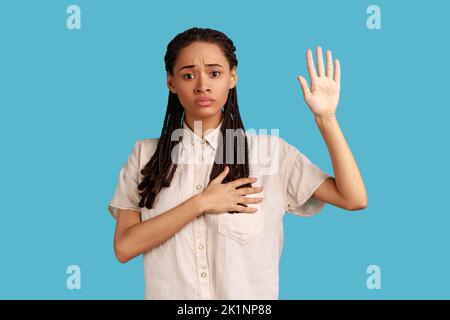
[176,41,228,66]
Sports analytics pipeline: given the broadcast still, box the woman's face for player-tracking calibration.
[167,41,237,121]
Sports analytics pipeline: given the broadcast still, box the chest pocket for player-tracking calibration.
[217,161,267,245]
[217,174,265,245]
[217,207,265,245]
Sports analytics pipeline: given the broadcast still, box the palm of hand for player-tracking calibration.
[298,46,341,118]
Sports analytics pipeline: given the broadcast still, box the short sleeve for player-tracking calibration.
[282,139,332,217]
[108,140,142,220]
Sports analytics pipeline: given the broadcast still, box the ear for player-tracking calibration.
[229,66,238,89]
[167,72,177,94]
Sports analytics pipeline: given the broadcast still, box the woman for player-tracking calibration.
[108,27,367,299]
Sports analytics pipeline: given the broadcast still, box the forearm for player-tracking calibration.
[314,114,367,206]
[118,194,204,262]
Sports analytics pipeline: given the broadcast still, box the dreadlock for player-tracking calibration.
[138,27,251,213]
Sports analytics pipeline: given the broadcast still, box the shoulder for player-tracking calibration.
[131,138,160,164]
[245,131,295,157]
[244,132,299,177]
[139,137,160,150]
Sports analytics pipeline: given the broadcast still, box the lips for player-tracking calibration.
[195,96,215,103]
[195,96,215,107]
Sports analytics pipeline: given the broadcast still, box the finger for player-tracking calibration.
[334,59,341,83]
[236,202,247,207]
[210,165,229,184]
[233,204,257,214]
[235,186,263,196]
[306,49,317,83]
[237,196,263,204]
[230,177,256,188]
[316,46,325,77]
[297,75,311,99]
[326,50,333,78]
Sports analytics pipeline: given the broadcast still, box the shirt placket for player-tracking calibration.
[192,137,212,299]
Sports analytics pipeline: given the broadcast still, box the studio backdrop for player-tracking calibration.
[0,0,449,299]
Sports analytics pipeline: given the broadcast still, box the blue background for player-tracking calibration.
[1,0,449,299]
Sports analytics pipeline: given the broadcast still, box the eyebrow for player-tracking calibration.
[178,63,224,71]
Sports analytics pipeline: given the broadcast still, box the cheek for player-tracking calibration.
[174,88,192,107]
[216,81,231,104]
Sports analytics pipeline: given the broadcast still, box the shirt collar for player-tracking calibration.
[181,118,223,151]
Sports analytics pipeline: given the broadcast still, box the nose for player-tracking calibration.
[194,72,211,93]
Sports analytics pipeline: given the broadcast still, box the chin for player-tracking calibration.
[189,106,222,119]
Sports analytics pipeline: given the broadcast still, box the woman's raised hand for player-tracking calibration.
[297,46,341,119]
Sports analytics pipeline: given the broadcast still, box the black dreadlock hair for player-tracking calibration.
[138,27,251,213]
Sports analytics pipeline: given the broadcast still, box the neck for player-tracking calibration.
[184,112,223,138]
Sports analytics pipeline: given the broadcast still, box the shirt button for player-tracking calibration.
[201,272,207,278]
[198,244,204,250]
[198,156,203,161]
[196,184,202,190]
[201,139,205,144]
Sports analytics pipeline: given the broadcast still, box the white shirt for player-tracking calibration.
[108,119,332,300]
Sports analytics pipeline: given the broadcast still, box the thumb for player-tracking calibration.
[211,165,229,184]
[298,75,311,100]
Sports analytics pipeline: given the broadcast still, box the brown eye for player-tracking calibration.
[183,73,194,80]
[211,71,221,77]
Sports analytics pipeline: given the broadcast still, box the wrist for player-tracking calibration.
[314,114,338,126]
[314,113,336,121]
[191,193,207,217]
